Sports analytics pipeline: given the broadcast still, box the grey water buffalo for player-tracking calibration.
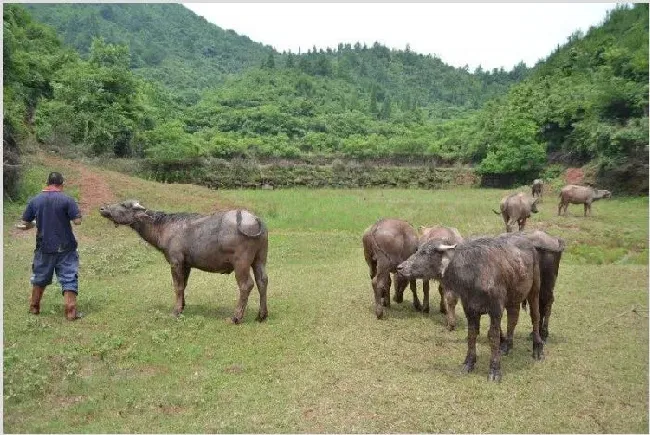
[99,200,268,324]
[558,184,612,216]
[493,192,539,232]
[418,226,463,330]
[362,218,422,319]
[499,231,565,342]
[532,179,544,199]
[397,236,547,382]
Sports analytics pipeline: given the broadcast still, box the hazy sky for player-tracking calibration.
[184,3,617,71]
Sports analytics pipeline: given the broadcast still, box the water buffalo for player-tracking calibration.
[99,200,268,324]
[493,192,539,232]
[362,218,423,319]
[499,231,565,342]
[558,184,611,216]
[397,236,546,382]
[418,226,463,330]
[532,179,544,199]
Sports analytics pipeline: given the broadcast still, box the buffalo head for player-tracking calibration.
[99,200,150,227]
[397,240,457,281]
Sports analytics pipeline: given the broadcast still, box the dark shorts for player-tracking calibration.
[31,250,79,294]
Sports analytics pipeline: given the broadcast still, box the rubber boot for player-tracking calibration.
[29,286,45,314]
[63,290,83,321]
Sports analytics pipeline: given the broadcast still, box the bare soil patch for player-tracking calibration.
[565,167,585,185]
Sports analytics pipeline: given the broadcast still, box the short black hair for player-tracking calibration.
[47,172,64,185]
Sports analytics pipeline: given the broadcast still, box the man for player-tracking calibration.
[16,171,83,320]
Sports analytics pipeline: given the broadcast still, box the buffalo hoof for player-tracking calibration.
[532,343,545,361]
[439,304,447,314]
[461,363,475,374]
[500,340,512,356]
[256,312,268,322]
[487,369,502,382]
[412,301,423,312]
[461,356,476,374]
[172,309,182,317]
[375,307,384,319]
[393,295,404,304]
[231,316,243,325]
[446,322,456,332]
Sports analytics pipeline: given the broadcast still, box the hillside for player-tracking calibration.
[426,3,648,192]
[4,3,647,195]
[24,3,525,111]
[24,3,275,103]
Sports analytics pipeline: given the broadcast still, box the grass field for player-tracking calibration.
[3,156,648,433]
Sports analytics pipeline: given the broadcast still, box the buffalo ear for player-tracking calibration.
[134,211,153,222]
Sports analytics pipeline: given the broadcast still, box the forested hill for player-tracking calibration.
[24,3,526,110]
[431,3,648,193]
[4,3,647,197]
[24,3,275,102]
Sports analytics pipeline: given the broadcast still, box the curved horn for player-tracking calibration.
[131,201,146,211]
[435,244,457,251]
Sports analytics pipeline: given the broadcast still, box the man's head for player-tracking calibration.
[47,172,64,186]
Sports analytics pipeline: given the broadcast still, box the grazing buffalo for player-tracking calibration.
[362,218,422,319]
[99,200,268,324]
[532,179,544,199]
[397,236,548,382]
[493,192,539,232]
[558,184,612,216]
[418,226,463,330]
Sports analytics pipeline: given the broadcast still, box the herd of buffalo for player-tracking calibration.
[98,181,612,382]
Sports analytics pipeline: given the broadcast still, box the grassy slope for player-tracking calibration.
[3,155,648,433]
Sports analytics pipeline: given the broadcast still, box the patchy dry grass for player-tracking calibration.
[3,156,648,433]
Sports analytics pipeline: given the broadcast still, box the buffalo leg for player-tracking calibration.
[518,218,527,231]
[182,266,191,310]
[171,263,186,317]
[409,279,422,311]
[528,290,545,361]
[422,280,431,313]
[232,266,255,324]
[462,311,480,374]
[500,303,520,355]
[443,286,458,331]
[252,259,269,322]
[393,274,406,304]
[558,201,564,216]
[488,310,503,382]
[529,295,553,342]
[373,270,391,319]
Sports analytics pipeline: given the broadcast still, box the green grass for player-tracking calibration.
[3,159,648,433]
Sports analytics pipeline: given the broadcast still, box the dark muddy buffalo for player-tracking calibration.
[418,226,463,330]
[99,200,268,324]
[500,230,565,342]
[397,236,548,382]
[362,218,423,319]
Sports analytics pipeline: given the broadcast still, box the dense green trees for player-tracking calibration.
[4,3,648,196]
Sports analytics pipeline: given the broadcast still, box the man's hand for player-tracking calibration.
[16,221,35,230]
[72,217,82,226]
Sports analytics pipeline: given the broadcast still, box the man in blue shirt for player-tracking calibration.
[17,171,83,320]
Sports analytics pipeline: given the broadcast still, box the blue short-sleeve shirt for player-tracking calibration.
[22,191,82,253]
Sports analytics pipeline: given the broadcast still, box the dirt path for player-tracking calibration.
[42,154,116,215]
